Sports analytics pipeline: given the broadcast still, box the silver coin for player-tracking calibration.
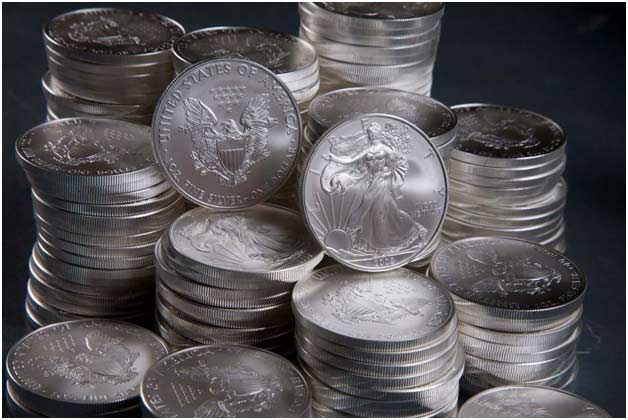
[166,204,323,283]
[451,103,566,166]
[292,265,455,349]
[152,58,302,209]
[43,8,184,65]
[316,2,444,20]
[141,345,311,417]
[300,114,447,271]
[6,319,168,417]
[458,385,610,418]
[429,237,585,331]
[447,153,566,178]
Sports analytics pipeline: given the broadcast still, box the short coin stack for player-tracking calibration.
[172,27,320,116]
[298,2,445,96]
[6,320,168,417]
[154,204,324,355]
[42,8,184,124]
[292,265,464,418]
[16,118,185,327]
[430,237,586,394]
[444,104,568,251]
[458,385,610,417]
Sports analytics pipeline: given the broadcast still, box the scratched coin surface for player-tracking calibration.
[429,237,586,312]
[5,320,168,417]
[458,385,610,418]
[141,345,311,417]
[153,58,302,209]
[300,113,447,271]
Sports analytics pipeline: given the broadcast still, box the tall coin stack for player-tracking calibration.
[430,237,586,394]
[16,118,185,328]
[42,8,184,124]
[292,266,464,418]
[302,87,457,266]
[154,205,324,355]
[443,104,568,251]
[298,2,445,96]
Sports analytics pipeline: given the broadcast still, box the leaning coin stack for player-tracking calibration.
[293,265,464,418]
[443,104,568,251]
[172,27,320,116]
[142,345,312,417]
[458,385,610,418]
[430,237,586,394]
[154,204,324,355]
[6,320,168,417]
[42,8,184,124]
[16,118,185,327]
[298,2,445,96]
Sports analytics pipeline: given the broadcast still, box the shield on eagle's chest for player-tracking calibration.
[216,133,246,174]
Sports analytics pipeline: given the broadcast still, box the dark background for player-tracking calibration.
[3,3,626,417]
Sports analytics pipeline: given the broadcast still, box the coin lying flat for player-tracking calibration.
[458,385,610,418]
[153,58,302,209]
[6,320,168,417]
[141,345,311,417]
[300,114,448,271]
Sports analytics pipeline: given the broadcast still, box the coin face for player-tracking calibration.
[45,8,184,56]
[168,204,322,272]
[6,320,168,412]
[309,87,456,140]
[141,345,311,417]
[174,27,318,75]
[430,237,586,311]
[453,104,566,159]
[458,386,610,418]
[317,3,444,19]
[153,58,302,208]
[292,266,454,344]
[300,114,447,271]
[16,118,156,177]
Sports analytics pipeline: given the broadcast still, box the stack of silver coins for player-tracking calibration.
[430,237,586,394]
[6,320,168,417]
[298,2,445,96]
[42,8,184,124]
[443,104,568,251]
[16,118,185,327]
[141,345,312,417]
[172,27,320,115]
[292,266,464,418]
[458,385,610,418]
[154,204,324,355]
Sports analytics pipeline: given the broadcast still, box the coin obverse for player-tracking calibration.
[153,58,302,209]
[300,114,448,271]
[141,345,311,417]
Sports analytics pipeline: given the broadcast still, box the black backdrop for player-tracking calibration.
[2,3,626,417]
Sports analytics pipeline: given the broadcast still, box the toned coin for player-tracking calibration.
[458,385,610,418]
[153,58,302,208]
[300,114,447,271]
[141,345,311,417]
[6,320,168,417]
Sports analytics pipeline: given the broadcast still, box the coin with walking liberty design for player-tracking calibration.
[153,58,302,209]
[299,114,448,271]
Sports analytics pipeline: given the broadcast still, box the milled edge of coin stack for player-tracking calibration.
[444,103,568,251]
[154,204,324,355]
[5,319,169,417]
[303,87,457,266]
[429,236,586,394]
[292,265,464,417]
[15,117,186,328]
[457,385,610,418]
[298,2,445,96]
[141,344,312,417]
[42,8,185,124]
[170,26,320,210]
